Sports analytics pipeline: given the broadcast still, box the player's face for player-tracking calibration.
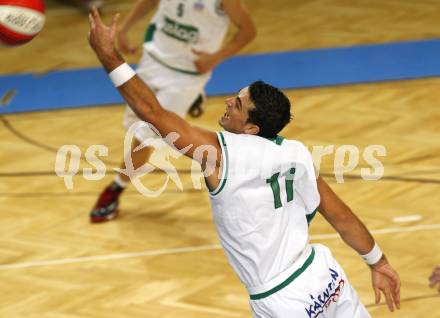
[219,87,259,135]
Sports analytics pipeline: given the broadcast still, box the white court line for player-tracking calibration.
[1,223,439,270]
[393,214,423,223]
[0,244,221,270]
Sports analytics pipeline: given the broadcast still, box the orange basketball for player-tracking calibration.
[0,0,45,46]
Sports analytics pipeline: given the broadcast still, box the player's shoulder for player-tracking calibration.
[283,138,309,150]
[282,138,313,158]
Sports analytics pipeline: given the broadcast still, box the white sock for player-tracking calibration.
[114,174,129,188]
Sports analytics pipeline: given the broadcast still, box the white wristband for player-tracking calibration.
[108,63,136,87]
[361,243,383,265]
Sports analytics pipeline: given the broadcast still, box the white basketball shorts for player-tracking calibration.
[249,244,371,318]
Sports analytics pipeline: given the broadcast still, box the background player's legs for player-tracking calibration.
[89,136,152,223]
[188,92,207,118]
[89,103,156,222]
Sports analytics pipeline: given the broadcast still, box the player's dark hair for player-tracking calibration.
[247,81,292,138]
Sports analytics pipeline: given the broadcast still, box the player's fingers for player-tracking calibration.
[394,274,401,294]
[191,48,202,55]
[429,280,438,288]
[88,13,96,30]
[429,273,434,283]
[91,7,103,26]
[111,13,120,34]
[393,286,401,309]
[374,287,381,304]
[383,288,394,312]
[429,273,440,285]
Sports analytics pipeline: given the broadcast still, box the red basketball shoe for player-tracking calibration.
[90,183,123,223]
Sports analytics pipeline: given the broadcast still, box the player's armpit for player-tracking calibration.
[316,176,375,255]
[316,176,351,224]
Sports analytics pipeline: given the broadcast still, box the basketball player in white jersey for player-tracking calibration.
[88,9,400,317]
[90,0,256,222]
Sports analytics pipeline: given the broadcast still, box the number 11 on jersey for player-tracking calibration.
[266,167,296,209]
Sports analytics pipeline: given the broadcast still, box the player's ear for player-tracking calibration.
[243,123,260,135]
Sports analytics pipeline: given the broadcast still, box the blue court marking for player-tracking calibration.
[1,38,440,115]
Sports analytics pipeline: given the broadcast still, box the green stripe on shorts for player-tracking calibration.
[250,248,315,300]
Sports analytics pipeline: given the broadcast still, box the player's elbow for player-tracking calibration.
[319,203,356,229]
[237,17,257,43]
[246,23,257,42]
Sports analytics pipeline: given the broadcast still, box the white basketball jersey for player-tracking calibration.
[208,131,320,293]
[144,0,230,73]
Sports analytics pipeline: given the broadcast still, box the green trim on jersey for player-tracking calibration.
[266,135,285,145]
[144,23,157,42]
[210,132,228,196]
[274,136,284,145]
[249,248,315,300]
[161,15,200,44]
[306,207,319,224]
[147,52,201,75]
[214,0,226,16]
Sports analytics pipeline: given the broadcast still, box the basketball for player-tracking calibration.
[0,0,45,46]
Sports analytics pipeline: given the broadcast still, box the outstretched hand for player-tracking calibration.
[88,7,120,60]
[370,257,401,312]
[429,265,440,292]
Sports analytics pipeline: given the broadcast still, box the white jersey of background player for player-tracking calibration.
[88,9,401,317]
[90,0,256,222]
[145,0,230,73]
[122,0,238,131]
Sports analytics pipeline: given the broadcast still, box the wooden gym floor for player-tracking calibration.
[1,0,439,317]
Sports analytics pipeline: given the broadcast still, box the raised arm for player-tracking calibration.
[317,176,401,312]
[192,0,257,73]
[117,0,159,54]
[88,9,221,187]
